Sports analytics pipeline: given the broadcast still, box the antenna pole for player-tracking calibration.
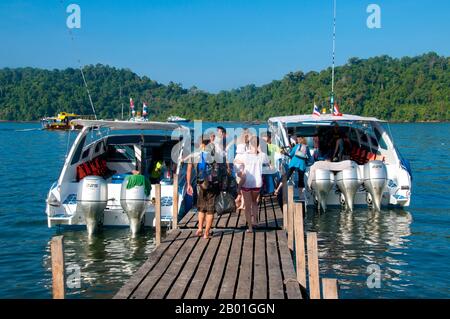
[331,0,337,109]
[79,65,97,120]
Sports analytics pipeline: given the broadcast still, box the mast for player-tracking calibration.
[330,0,337,111]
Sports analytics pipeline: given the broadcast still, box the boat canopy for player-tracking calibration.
[72,119,184,131]
[268,114,386,125]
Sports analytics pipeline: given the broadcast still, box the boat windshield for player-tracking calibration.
[82,127,183,148]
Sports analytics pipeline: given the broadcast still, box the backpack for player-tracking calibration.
[197,151,219,190]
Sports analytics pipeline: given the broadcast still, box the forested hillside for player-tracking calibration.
[0,52,448,122]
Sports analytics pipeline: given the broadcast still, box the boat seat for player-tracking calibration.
[76,156,115,181]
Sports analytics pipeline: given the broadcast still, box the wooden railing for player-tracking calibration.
[283,183,339,299]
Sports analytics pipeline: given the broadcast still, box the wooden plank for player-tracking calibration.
[178,211,195,228]
[130,230,191,299]
[213,213,221,229]
[322,278,338,299]
[252,231,268,299]
[263,198,276,228]
[282,175,287,230]
[266,231,284,299]
[235,231,254,299]
[172,174,179,229]
[184,232,222,299]
[51,236,65,299]
[259,198,266,227]
[237,208,248,229]
[294,202,307,287]
[272,196,283,229]
[219,231,244,299]
[201,230,234,299]
[307,232,321,299]
[148,231,200,299]
[227,209,240,229]
[165,235,209,299]
[114,230,182,299]
[217,212,231,228]
[187,212,199,229]
[276,230,302,299]
[287,185,294,250]
[155,184,161,246]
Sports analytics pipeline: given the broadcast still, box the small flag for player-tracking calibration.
[333,102,343,116]
[313,103,321,116]
[143,102,148,117]
[130,98,135,109]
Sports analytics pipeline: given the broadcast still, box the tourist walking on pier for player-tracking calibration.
[234,136,270,233]
[186,135,220,239]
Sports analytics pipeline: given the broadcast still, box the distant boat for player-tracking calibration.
[167,115,190,123]
[41,112,95,130]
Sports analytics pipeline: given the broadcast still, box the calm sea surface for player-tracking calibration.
[0,122,448,299]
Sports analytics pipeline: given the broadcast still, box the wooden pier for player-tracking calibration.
[114,185,339,300]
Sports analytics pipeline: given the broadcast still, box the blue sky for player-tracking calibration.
[0,0,449,92]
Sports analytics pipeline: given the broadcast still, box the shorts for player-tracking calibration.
[197,185,217,214]
[241,187,261,192]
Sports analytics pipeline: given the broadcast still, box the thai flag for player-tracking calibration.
[130,98,135,110]
[143,102,148,116]
[333,102,343,116]
[313,103,321,116]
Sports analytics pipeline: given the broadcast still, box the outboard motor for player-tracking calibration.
[120,176,150,236]
[77,176,108,235]
[311,169,334,212]
[363,161,388,212]
[336,163,361,212]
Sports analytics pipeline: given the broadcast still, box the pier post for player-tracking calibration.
[155,184,161,246]
[282,175,287,230]
[307,232,320,299]
[294,202,306,287]
[51,235,65,299]
[322,278,338,299]
[172,174,179,229]
[287,185,294,251]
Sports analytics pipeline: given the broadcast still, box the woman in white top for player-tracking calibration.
[234,136,270,233]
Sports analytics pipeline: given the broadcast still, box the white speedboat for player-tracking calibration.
[167,115,190,123]
[268,114,412,212]
[45,119,190,235]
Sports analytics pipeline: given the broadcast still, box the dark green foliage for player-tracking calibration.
[0,53,449,122]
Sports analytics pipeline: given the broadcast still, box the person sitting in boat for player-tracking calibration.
[331,131,352,162]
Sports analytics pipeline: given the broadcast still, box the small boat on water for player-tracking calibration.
[41,112,94,130]
[167,115,190,123]
[45,119,191,236]
[268,113,412,212]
